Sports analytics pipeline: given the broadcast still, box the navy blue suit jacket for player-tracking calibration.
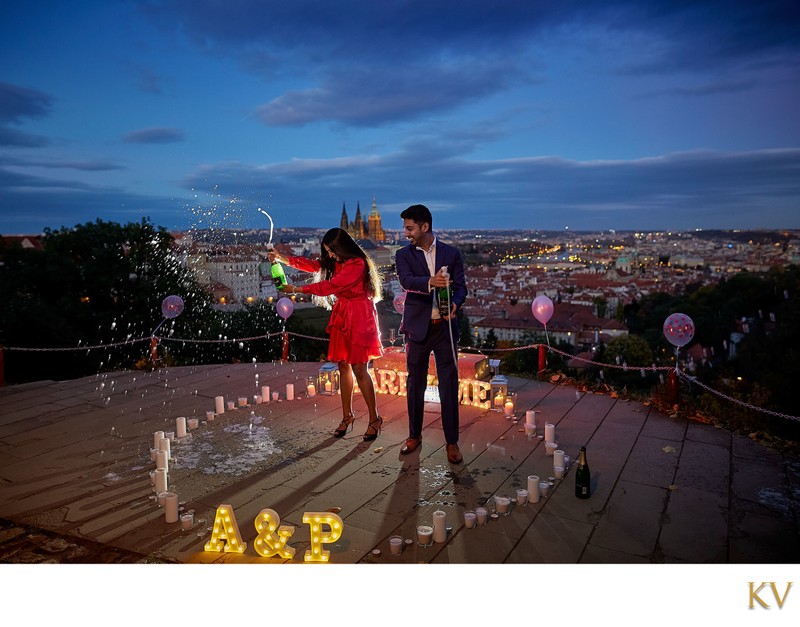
[395,238,467,343]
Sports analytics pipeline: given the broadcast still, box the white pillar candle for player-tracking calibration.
[156,449,168,472]
[433,510,447,543]
[180,513,194,530]
[215,396,225,414]
[272,392,279,401]
[157,491,167,507]
[389,536,404,555]
[286,383,294,401]
[261,386,270,402]
[463,511,477,528]
[325,381,332,393]
[153,431,165,449]
[155,468,167,493]
[554,449,565,468]
[504,400,515,416]
[165,492,179,523]
[227,400,235,411]
[158,436,171,460]
[525,410,537,426]
[307,384,316,397]
[554,465,565,479]
[187,417,199,430]
[528,475,541,503]
[238,397,247,407]
[176,416,187,438]
[475,506,489,526]
[206,410,215,422]
[544,423,555,443]
[539,481,550,497]
[516,488,529,506]
[545,441,558,456]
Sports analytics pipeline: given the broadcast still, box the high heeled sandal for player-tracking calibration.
[362,415,383,441]
[333,413,355,438]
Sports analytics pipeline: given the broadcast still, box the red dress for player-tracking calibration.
[287,256,384,364]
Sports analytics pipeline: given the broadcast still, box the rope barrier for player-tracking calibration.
[4,333,798,421]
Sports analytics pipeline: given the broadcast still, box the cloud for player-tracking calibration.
[0,126,51,148]
[0,155,124,171]
[177,147,800,231]
[122,127,186,143]
[0,81,54,123]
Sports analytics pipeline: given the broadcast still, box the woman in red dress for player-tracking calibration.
[269,228,384,440]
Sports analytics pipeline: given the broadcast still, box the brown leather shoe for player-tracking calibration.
[400,437,422,455]
[446,443,463,464]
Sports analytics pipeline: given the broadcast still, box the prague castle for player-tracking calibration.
[340,198,386,242]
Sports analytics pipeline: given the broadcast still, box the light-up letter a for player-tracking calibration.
[302,512,344,562]
[253,508,296,559]
[204,504,246,554]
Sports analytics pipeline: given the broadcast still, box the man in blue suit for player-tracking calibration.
[395,204,467,464]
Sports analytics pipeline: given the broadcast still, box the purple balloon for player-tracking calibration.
[393,291,406,315]
[663,313,695,347]
[531,295,554,325]
[161,295,184,319]
[276,297,294,320]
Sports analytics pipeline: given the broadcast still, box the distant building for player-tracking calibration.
[340,198,386,242]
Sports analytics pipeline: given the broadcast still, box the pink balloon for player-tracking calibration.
[531,295,554,325]
[276,297,294,320]
[161,295,184,319]
[393,291,406,315]
[663,313,695,347]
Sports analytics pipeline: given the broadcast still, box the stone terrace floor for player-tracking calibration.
[1,360,799,569]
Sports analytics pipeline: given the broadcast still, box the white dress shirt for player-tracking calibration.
[416,236,440,319]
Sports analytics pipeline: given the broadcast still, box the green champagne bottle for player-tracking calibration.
[575,446,591,499]
[268,245,286,288]
[436,267,451,319]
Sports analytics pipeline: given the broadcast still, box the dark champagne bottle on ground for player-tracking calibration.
[575,446,590,499]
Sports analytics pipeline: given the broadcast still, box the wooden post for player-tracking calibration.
[281,331,290,362]
[538,344,546,380]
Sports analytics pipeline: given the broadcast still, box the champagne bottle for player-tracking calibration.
[436,267,451,319]
[575,446,590,499]
[268,245,286,288]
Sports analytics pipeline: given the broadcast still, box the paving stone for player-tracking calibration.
[659,485,728,563]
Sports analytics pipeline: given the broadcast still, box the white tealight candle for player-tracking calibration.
[206,410,215,422]
[187,417,199,430]
[554,465,565,479]
[215,396,225,414]
[433,510,447,543]
[539,481,550,497]
[261,386,270,402]
[504,400,515,416]
[238,397,247,407]
[475,506,489,526]
[180,513,194,530]
[464,511,477,528]
[416,525,433,547]
[389,536,404,555]
[227,400,235,411]
[157,491,167,507]
[286,383,295,401]
[307,384,316,397]
[545,441,558,456]
[165,431,175,442]
[153,431,165,450]
[255,395,262,404]
[272,392,279,401]
[325,381,332,393]
[516,488,529,506]
[176,416,187,438]
[165,492,179,523]
[493,393,504,408]
[494,496,511,515]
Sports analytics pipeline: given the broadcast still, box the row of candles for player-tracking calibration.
[381,416,567,555]
[147,382,314,527]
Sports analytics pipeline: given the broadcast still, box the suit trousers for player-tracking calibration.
[405,320,460,444]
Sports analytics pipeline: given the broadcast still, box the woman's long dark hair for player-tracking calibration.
[313,227,382,309]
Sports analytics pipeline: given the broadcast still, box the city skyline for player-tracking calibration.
[1,1,798,235]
